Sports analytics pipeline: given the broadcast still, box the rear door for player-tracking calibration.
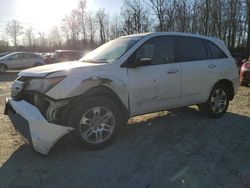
[175,36,222,106]
[19,53,30,68]
[21,53,39,68]
[127,36,181,116]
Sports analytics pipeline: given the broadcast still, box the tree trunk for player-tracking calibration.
[247,0,250,53]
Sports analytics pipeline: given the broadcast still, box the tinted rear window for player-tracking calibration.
[205,41,228,59]
[175,37,207,62]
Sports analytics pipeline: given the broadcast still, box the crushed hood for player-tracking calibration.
[19,61,100,77]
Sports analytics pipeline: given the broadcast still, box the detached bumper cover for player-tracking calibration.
[4,98,74,155]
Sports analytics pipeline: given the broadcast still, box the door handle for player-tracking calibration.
[167,69,179,74]
[208,64,216,68]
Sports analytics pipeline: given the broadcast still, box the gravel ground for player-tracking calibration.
[0,71,250,188]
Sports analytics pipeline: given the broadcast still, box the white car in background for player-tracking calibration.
[0,52,45,72]
[5,32,239,155]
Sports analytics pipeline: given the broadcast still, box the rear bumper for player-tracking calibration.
[4,98,74,155]
[240,70,250,85]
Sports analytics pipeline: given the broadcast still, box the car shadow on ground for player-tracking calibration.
[0,71,19,82]
[1,107,250,188]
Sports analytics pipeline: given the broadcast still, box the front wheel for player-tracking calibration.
[68,97,122,150]
[199,84,229,118]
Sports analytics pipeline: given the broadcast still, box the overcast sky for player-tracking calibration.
[0,0,123,34]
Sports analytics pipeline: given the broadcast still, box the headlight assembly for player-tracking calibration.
[24,76,65,93]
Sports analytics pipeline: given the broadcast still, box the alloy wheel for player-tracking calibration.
[79,107,115,144]
[210,89,227,114]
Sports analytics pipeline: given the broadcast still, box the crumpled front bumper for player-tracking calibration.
[4,98,74,155]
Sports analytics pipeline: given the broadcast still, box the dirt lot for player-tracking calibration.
[0,72,250,188]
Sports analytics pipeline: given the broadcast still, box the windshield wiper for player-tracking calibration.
[80,59,97,63]
[80,59,109,64]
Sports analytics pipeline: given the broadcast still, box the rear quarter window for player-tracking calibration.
[204,41,228,59]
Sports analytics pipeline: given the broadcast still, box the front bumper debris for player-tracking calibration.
[4,98,74,155]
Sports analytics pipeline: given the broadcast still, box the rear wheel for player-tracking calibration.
[68,97,122,150]
[199,84,229,118]
[0,64,7,73]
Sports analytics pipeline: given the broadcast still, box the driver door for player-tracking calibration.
[127,36,181,116]
[5,54,21,69]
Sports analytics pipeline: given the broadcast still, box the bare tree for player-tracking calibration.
[37,32,48,51]
[247,0,250,53]
[109,14,122,39]
[5,19,23,47]
[49,26,63,48]
[24,26,34,47]
[1,0,249,52]
[96,9,108,44]
[147,0,166,31]
[87,11,96,46]
[62,10,81,49]
[121,0,150,34]
[77,0,88,47]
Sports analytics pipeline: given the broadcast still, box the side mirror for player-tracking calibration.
[136,57,152,66]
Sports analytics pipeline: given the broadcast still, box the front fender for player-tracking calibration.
[46,75,129,110]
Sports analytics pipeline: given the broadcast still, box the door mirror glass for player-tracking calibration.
[136,57,152,66]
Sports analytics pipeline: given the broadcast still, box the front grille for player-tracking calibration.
[19,91,50,117]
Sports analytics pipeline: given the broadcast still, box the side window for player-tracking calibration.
[30,54,39,58]
[175,37,207,62]
[135,36,174,65]
[22,53,31,58]
[8,54,20,60]
[205,41,227,59]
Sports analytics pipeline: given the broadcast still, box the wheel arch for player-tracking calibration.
[213,79,235,100]
[61,86,129,125]
[0,63,8,69]
[33,62,42,67]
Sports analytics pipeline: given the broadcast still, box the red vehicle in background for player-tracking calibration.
[240,59,250,87]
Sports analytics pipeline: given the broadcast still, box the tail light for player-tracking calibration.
[245,63,250,69]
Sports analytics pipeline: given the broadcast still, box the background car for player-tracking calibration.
[0,52,45,73]
[40,52,53,64]
[0,52,10,57]
[240,60,250,86]
[49,50,88,63]
[231,52,246,68]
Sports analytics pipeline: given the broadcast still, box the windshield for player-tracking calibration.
[79,37,142,63]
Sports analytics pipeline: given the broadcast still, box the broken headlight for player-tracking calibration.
[24,76,65,94]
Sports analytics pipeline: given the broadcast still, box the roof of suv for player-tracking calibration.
[122,32,230,57]
[124,32,223,43]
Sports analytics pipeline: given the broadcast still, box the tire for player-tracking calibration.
[0,64,7,73]
[67,96,122,150]
[240,80,246,86]
[199,84,229,118]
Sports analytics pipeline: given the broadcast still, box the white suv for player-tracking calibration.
[5,32,239,155]
[0,52,45,72]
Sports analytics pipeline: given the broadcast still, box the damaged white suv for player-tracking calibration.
[5,32,239,155]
